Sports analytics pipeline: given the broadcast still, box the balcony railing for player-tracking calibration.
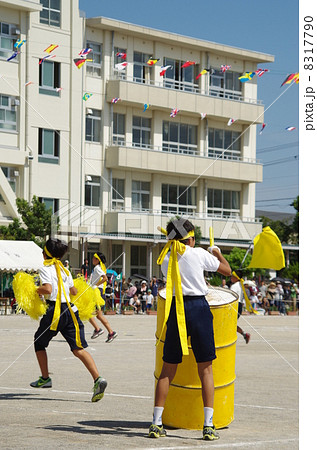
[109,73,263,105]
[110,140,261,164]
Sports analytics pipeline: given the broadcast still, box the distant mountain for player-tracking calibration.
[255,210,295,224]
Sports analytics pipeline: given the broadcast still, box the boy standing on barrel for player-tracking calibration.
[149,218,231,440]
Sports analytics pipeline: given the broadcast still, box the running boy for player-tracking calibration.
[89,252,117,343]
[30,238,107,402]
[149,218,231,440]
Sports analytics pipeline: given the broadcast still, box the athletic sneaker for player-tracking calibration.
[148,424,167,438]
[91,377,107,402]
[203,425,220,440]
[91,328,104,339]
[30,376,52,388]
[105,331,118,343]
[244,332,251,344]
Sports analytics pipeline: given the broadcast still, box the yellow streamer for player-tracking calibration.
[93,253,107,294]
[43,246,83,348]
[12,272,48,320]
[209,226,214,247]
[156,230,195,356]
[232,271,259,315]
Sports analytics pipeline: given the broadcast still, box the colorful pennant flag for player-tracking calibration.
[7,51,19,62]
[116,52,127,60]
[221,64,231,73]
[83,92,93,101]
[160,65,172,76]
[39,54,56,64]
[55,87,62,92]
[255,68,269,77]
[248,226,285,270]
[79,48,92,56]
[115,62,128,71]
[285,126,296,131]
[238,72,256,82]
[73,57,91,69]
[181,61,195,68]
[200,112,207,120]
[147,57,160,66]
[170,108,180,118]
[25,81,33,87]
[259,123,266,135]
[143,103,150,112]
[111,97,121,104]
[45,44,59,53]
[227,118,237,126]
[281,73,299,87]
[196,69,210,80]
[14,39,26,49]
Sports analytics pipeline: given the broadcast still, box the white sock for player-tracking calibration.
[204,407,214,426]
[152,406,164,425]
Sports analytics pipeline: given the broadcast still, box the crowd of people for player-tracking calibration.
[221,276,299,315]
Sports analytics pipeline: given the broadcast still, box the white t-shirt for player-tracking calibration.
[145,294,154,305]
[39,265,74,304]
[90,264,106,290]
[230,281,246,306]
[161,246,220,296]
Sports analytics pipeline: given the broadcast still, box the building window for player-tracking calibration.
[40,0,61,27]
[85,175,100,207]
[39,60,60,96]
[86,109,101,142]
[112,178,125,211]
[114,47,127,80]
[162,184,196,215]
[132,116,151,148]
[132,180,150,212]
[209,69,242,100]
[208,128,241,159]
[39,197,59,214]
[86,42,102,77]
[38,128,60,164]
[133,51,151,84]
[162,121,197,155]
[207,189,240,218]
[130,245,147,276]
[0,95,17,131]
[1,166,17,192]
[113,113,125,145]
[111,244,123,274]
[163,57,198,92]
[0,22,17,59]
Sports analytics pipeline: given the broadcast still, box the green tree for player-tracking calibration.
[0,196,56,246]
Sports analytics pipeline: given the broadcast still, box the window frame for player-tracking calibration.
[85,109,101,143]
[39,59,61,96]
[131,180,150,212]
[162,121,198,155]
[207,188,241,218]
[0,94,17,132]
[86,41,102,77]
[0,22,17,60]
[38,197,59,215]
[130,245,147,277]
[133,51,151,84]
[163,57,198,92]
[209,69,242,100]
[208,127,241,160]
[113,113,125,145]
[39,0,61,28]
[132,116,151,149]
[161,183,197,215]
[38,128,60,164]
[111,178,125,210]
[85,175,101,207]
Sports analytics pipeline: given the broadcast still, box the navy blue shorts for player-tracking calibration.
[34,302,88,352]
[238,302,243,319]
[163,296,216,364]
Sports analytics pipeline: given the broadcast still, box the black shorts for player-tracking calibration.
[163,296,216,364]
[238,302,243,319]
[34,302,88,352]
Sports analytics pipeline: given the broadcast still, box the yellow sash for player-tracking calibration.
[93,253,107,294]
[232,271,259,315]
[43,246,82,348]
[156,230,195,356]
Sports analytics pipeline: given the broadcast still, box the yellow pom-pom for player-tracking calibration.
[94,287,106,310]
[12,272,48,321]
[70,277,97,321]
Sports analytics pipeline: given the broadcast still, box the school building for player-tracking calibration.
[0,0,285,277]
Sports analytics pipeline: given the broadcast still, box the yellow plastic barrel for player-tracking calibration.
[154,287,238,430]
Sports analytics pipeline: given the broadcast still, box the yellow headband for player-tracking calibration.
[44,245,54,258]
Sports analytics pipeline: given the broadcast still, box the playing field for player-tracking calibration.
[0,313,298,449]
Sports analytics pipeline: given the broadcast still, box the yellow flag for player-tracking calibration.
[248,226,285,270]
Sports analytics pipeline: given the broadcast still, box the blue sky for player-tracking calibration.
[79,0,299,214]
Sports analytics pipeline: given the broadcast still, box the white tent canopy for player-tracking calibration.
[0,240,43,272]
